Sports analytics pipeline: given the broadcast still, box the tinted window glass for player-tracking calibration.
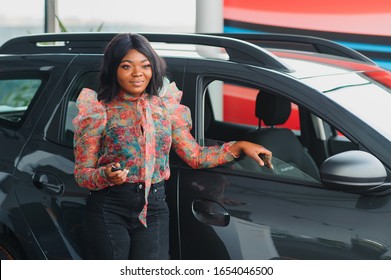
[0,78,42,124]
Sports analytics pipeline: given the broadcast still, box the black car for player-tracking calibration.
[0,32,390,260]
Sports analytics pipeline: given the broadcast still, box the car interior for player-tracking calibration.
[244,90,320,180]
[202,79,358,184]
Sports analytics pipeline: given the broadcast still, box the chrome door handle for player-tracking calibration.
[32,171,64,195]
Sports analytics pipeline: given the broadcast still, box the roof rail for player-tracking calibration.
[206,33,376,65]
[0,32,292,72]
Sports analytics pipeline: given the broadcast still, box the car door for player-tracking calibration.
[177,61,391,260]
[0,54,82,259]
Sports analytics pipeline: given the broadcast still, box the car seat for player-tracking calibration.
[245,91,320,180]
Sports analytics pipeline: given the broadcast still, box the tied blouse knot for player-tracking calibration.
[73,81,236,227]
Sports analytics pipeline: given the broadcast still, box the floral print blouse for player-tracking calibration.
[73,81,236,226]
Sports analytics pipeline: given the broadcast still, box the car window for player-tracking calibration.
[208,80,301,133]
[0,76,43,125]
[203,79,320,184]
[204,138,319,184]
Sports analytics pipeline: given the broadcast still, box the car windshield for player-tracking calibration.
[302,72,391,141]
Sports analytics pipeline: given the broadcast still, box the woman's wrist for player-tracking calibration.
[228,141,243,158]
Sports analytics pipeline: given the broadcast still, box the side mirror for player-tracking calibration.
[320,150,388,194]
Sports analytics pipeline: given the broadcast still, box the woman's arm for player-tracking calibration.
[73,88,112,190]
[172,126,273,169]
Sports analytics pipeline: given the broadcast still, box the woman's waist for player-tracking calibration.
[120,180,165,191]
[97,160,171,182]
[92,180,165,194]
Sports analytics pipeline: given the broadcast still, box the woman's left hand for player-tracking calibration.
[230,141,273,169]
[104,163,129,185]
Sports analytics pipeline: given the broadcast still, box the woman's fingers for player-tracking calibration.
[243,142,273,169]
[260,154,273,169]
[104,163,129,184]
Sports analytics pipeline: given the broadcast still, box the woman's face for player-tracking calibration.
[117,49,152,97]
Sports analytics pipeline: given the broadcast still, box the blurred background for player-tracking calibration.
[1,0,390,69]
[0,0,197,45]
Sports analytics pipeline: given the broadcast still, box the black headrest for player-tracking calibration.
[255,91,291,126]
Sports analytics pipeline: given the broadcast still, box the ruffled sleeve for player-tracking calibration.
[161,81,236,169]
[73,88,111,190]
[160,80,192,131]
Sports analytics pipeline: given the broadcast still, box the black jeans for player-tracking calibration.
[81,181,169,260]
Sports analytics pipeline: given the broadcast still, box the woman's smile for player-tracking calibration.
[130,80,144,87]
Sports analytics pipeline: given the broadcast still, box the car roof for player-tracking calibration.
[277,52,353,79]
[2,32,389,88]
[213,33,391,88]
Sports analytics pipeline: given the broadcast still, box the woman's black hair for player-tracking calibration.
[98,33,167,102]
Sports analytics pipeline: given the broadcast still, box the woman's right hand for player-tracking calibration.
[229,141,273,169]
[104,163,129,185]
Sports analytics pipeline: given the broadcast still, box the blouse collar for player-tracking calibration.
[117,90,148,102]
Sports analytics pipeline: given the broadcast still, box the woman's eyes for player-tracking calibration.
[120,64,151,70]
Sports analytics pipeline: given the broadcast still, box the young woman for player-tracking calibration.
[73,33,272,260]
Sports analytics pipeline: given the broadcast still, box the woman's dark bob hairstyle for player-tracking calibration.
[98,33,167,102]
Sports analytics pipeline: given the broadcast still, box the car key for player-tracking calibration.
[111,165,122,172]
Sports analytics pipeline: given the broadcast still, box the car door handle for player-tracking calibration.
[32,171,64,195]
[192,199,230,227]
